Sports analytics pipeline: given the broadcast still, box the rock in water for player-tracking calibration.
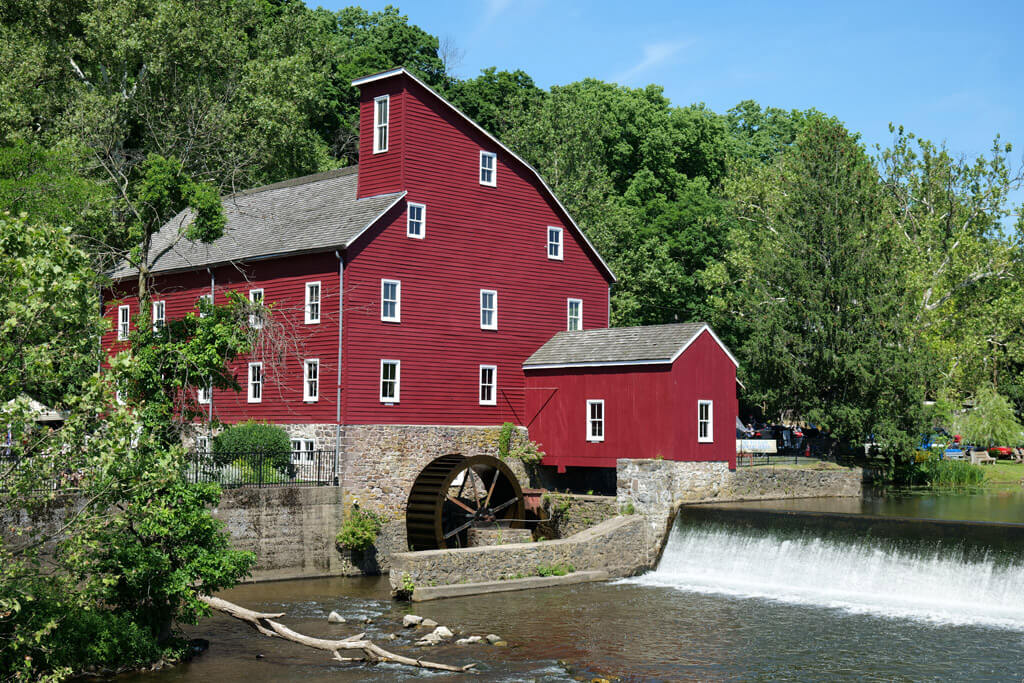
[402,614,423,627]
[327,611,345,624]
[387,633,399,641]
[432,626,454,639]
[421,618,438,628]
[485,634,502,644]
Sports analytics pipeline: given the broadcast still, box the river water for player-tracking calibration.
[125,490,1024,682]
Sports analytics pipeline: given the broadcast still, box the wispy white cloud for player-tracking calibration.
[613,41,688,83]
[482,0,515,26]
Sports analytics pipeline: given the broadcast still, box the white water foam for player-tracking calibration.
[625,526,1024,630]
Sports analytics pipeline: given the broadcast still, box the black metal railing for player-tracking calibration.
[735,452,822,467]
[184,450,335,488]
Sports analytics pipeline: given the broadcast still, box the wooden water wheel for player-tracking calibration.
[405,454,525,551]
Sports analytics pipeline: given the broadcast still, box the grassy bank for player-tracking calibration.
[984,461,1024,486]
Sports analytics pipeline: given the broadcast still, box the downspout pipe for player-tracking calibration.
[334,251,344,486]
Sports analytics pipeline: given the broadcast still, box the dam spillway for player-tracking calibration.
[629,504,1024,630]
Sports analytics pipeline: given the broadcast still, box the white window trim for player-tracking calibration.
[197,383,211,405]
[407,202,426,239]
[380,359,400,404]
[195,435,210,453]
[151,300,165,331]
[381,279,401,323]
[479,365,497,406]
[198,293,212,318]
[373,94,389,154]
[291,438,316,463]
[248,288,264,329]
[303,358,320,402]
[587,399,605,443]
[479,151,497,187]
[698,400,714,443]
[305,281,321,325]
[567,298,583,331]
[117,305,130,341]
[547,226,564,261]
[480,289,497,330]
[248,362,263,403]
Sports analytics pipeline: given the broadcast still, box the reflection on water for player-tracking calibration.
[118,490,1024,681]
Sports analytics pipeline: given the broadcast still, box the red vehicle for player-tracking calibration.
[988,446,1013,459]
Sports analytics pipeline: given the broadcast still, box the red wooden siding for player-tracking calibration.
[341,76,612,425]
[525,330,738,469]
[101,253,342,428]
[356,81,406,199]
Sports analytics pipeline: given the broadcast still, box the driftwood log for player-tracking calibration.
[199,595,476,673]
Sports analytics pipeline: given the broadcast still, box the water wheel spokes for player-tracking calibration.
[406,454,525,551]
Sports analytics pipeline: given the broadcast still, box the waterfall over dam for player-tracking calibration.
[628,505,1024,630]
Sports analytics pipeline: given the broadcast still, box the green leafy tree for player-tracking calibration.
[444,67,545,140]
[955,383,1024,446]
[722,117,926,454]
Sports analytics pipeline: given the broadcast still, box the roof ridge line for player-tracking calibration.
[226,165,359,200]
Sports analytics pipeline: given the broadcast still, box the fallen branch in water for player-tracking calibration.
[198,595,476,673]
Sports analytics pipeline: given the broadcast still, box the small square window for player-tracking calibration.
[479,365,497,406]
[567,298,582,331]
[374,95,389,153]
[381,279,401,322]
[291,439,316,464]
[698,400,713,443]
[380,360,400,403]
[248,289,264,329]
[407,203,426,239]
[547,226,563,260]
[479,151,497,187]
[480,290,497,330]
[587,400,605,442]
[117,305,131,341]
[305,282,321,324]
[248,362,263,403]
[197,383,211,404]
[304,359,319,402]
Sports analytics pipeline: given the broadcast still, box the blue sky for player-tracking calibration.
[317,0,1021,196]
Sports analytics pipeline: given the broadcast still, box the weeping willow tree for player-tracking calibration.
[955,384,1024,446]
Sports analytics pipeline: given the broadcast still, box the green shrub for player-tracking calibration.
[212,421,291,470]
[917,458,985,488]
[336,505,384,552]
[498,422,515,459]
[536,562,575,577]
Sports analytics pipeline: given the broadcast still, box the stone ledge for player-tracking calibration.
[411,570,610,602]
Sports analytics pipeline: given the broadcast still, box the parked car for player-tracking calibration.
[987,446,1013,459]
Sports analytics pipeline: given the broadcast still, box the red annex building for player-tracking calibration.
[102,67,739,480]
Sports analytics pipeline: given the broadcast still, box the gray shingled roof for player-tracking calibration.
[110,166,405,279]
[524,322,737,368]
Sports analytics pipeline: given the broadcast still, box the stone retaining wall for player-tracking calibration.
[537,492,620,539]
[388,516,649,593]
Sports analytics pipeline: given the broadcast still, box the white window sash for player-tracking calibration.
[197,383,211,404]
[248,362,262,403]
[587,400,605,442]
[304,359,320,402]
[249,289,264,329]
[118,305,130,340]
[198,294,212,318]
[305,282,321,324]
[374,95,389,153]
[380,360,400,403]
[698,400,714,443]
[547,226,564,260]
[480,290,497,330]
[381,279,401,322]
[479,365,497,406]
[479,151,496,186]
[407,203,426,238]
[151,301,165,330]
[568,298,582,331]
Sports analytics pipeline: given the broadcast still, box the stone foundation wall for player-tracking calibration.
[389,515,649,592]
[616,459,864,557]
[537,493,620,539]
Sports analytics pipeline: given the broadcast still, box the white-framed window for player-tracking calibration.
[380,360,400,403]
[305,282,321,324]
[115,388,125,405]
[567,298,582,331]
[248,288,264,329]
[479,151,497,186]
[197,383,211,404]
[198,293,213,318]
[407,202,426,239]
[151,300,166,330]
[480,289,497,330]
[117,305,130,340]
[303,359,320,402]
[248,362,263,403]
[479,365,497,406]
[698,400,714,443]
[195,435,210,453]
[373,94,389,153]
[547,226,563,260]
[587,399,605,442]
[291,438,316,463]
[381,279,401,322]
